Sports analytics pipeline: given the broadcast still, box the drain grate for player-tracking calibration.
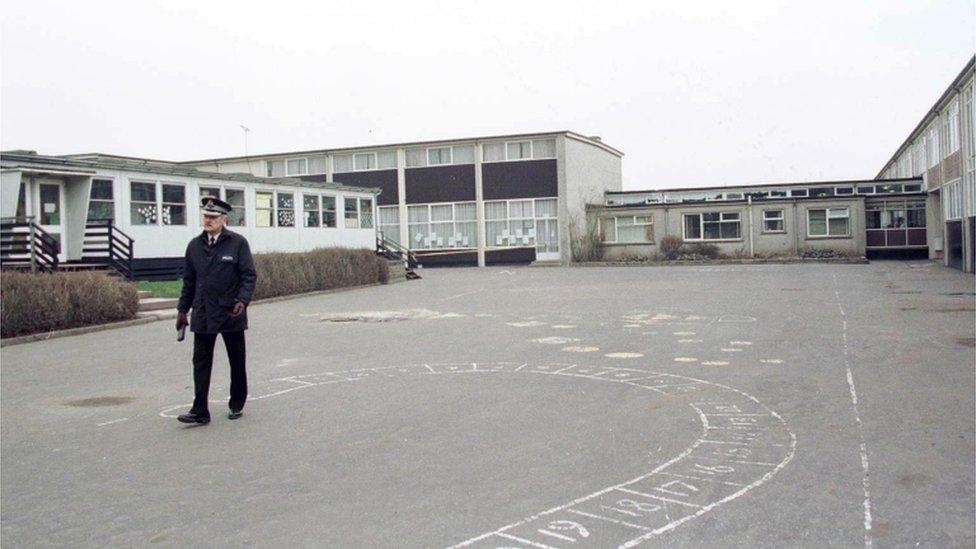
[64,396,133,407]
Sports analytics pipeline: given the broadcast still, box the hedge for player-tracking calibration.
[1,272,139,338]
[251,248,389,300]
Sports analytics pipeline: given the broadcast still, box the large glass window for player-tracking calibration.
[507,141,532,160]
[333,154,353,173]
[255,191,274,227]
[354,153,376,171]
[225,189,245,226]
[405,202,479,250]
[763,210,784,232]
[39,184,61,226]
[266,159,285,177]
[360,198,374,228]
[808,208,849,237]
[405,148,427,168]
[130,182,157,225]
[408,205,429,247]
[308,156,327,174]
[161,184,186,225]
[276,192,295,227]
[344,197,359,228]
[286,158,307,176]
[533,139,556,158]
[683,212,740,240]
[453,145,475,164]
[379,206,400,245]
[482,143,505,162]
[603,216,654,243]
[427,147,452,166]
[485,201,507,246]
[377,151,397,169]
[944,100,960,156]
[87,179,114,221]
[322,196,337,227]
[303,194,320,227]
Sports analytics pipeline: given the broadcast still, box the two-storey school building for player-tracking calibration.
[876,55,975,272]
[0,151,380,279]
[592,177,927,260]
[181,131,624,266]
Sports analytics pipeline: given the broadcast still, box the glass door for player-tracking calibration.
[36,182,65,260]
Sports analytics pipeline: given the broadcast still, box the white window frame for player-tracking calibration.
[806,207,850,238]
[129,180,158,226]
[359,197,374,229]
[253,189,296,228]
[286,158,308,176]
[427,147,452,166]
[762,209,785,233]
[354,152,377,171]
[482,138,558,163]
[406,201,478,250]
[682,211,742,241]
[601,215,654,243]
[87,177,115,221]
[944,100,960,156]
[404,144,476,168]
[482,197,555,248]
[835,186,854,196]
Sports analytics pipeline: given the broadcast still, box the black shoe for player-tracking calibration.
[228,409,243,420]
[177,412,211,424]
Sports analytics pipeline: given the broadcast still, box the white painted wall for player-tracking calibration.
[560,135,623,263]
[1,170,21,218]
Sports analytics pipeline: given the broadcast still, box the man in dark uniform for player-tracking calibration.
[176,197,257,424]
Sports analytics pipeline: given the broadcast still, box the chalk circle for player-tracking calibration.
[562,346,600,353]
[605,352,644,359]
[159,362,795,548]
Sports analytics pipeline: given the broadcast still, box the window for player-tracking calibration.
[334,154,353,173]
[309,156,327,174]
[944,100,960,156]
[405,202,478,249]
[161,184,186,225]
[913,140,925,176]
[725,192,743,200]
[810,187,833,198]
[87,179,114,221]
[377,151,397,169]
[807,208,849,237]
[453,145,475,164]
[255,191,274,227]
[359,198,374,228]
[266,159,285,177]
[276,192,295,227]
[768,190,788,198]
[856,185,874,195]
[286,158,307,176]
[379,206,400,245]
[683,212,741,240]
[482,143,505,162]
[507,141,532,160]
[427,147,451,166]
[532,139,556,158]
[790,189,808,197]
[130,182,157,225]
[602,216,654,243]
[354,153,376,171]
[835,187,854,196]
[225,189,245,226]
[405,148,427,168]
[408,205,429,247]
[903,183,922,192]
[927,125,940,168]
[303,194,320,227]
[763,210,784,232]
[344,197,359,228]
[322,196,337,227]
[876,184,902,194]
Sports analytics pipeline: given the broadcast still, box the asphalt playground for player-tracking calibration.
[1,261,974,548]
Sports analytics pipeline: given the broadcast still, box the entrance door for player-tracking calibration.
[534,218,560,261]
[35,182,66,261]
[946,220,963,270]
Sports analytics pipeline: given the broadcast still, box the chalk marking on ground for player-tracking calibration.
[562,346,600,353]
[833,273,874,549]
[673,357,698,363]
[701,361,730,366]
[96,418,129,427]
[759,359,784,364]
[605,352,644,359]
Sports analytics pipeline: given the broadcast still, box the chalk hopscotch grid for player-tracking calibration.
[158,362,796,548]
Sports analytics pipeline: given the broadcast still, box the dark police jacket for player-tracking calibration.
[177,229,257,334]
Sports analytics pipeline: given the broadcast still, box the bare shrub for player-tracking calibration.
[569,215,605,263]
[660,235,684,260]
[683,242,720,259]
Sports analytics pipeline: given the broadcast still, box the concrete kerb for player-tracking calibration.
[0,281,398,348]
[575,257,870,267]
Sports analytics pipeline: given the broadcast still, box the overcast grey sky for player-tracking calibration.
[1,1,973,189]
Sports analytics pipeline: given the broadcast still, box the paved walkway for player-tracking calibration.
[1,261,973,547]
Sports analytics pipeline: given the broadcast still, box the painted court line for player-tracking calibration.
[566,508,651,531]
[833,274,874,549]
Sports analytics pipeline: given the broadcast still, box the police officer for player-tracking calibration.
[176,197,257,424]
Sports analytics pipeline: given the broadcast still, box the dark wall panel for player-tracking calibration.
[482,159,558,200]
[329,170,399,205]
[414,250,478,267]
[405,165,476,204]
[486,247,536,265]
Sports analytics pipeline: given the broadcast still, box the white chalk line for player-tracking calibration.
[153,362,795,547]
[96,417,130,427]
[833,273,873,548]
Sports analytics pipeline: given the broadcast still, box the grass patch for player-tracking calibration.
[136,280,183,298]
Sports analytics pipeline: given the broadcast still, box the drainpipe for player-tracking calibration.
[747,195,754,257]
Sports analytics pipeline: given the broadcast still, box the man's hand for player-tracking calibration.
[176,311,189,330]
[230,301,246,318]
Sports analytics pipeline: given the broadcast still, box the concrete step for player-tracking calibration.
[136,309,179,320]
[138,297,179,312]
[137,290,153,299]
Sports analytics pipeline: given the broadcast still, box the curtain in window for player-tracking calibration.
[303,195,320,227]
[534,198,557,218]
[453,145,474,164]
[377,151,397,169]
[808,210,827,235]
[405,148,427,167]
[483,143,505,162]
[308,156,327,174]
[333,154,353,173]
[267,160,285,177]
[255,191,274,227]
[532,139,556,158]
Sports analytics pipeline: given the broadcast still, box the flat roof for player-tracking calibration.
[875,54,976,178]
[607,176,923,195]
[0,152,380,194]
[178,130,624,164]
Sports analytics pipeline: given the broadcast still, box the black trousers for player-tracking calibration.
[190,330,247,415]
